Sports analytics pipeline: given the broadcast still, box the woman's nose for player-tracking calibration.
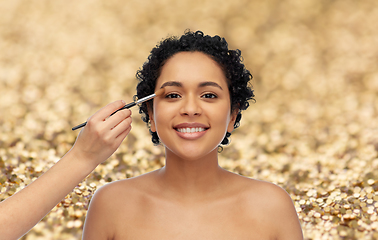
[179,94,202,116]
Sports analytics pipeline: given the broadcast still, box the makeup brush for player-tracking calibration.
[72,88,165,131]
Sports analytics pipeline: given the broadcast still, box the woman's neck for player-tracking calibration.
[155,148,230,202]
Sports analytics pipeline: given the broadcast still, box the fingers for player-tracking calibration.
[106,108,132,130]
[113,116,132,138]
[91,100,127,122]
[115,125,132,144]
[83,101,132,144]
[72,101,133,165]
[86,100,131,129]
[96,112,132,154]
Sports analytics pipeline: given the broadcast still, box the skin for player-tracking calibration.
[0,101,132,240]
[83,52,303,240]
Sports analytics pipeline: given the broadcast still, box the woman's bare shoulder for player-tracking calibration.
[92,170,158,201]
[225,171,286,197]
[231,174,295,214]
[243,178,291,202]
[227,173,303,239]
[83,171,160,239]
[84,171,159,226]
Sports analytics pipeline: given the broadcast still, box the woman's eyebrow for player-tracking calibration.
[198,81,223,90]
[160,81,182,89]
[159,81,223,90]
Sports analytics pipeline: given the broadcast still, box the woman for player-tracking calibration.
[82,31,303,240]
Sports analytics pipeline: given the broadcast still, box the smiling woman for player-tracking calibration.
[82,30,304,240]
[136,31,254,147]
[149,52,236,160]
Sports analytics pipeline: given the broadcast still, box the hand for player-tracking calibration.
[71,100,132,167]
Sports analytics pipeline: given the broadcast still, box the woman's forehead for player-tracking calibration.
[156,51,228,88]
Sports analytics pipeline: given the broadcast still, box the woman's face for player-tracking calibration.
[149,51,237,160]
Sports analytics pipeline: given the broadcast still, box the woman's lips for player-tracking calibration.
[173,123,209,140]
[175,128,208,139]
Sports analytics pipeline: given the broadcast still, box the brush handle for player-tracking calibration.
[109,102,136,116]
[71,102,136,131]
[71,90,163,131]
[72,122,87,131]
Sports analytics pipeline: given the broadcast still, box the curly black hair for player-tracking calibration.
[136,30,255,147]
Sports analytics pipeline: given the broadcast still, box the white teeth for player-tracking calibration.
[177,127,205,133]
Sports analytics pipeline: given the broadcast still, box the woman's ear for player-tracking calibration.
[227,109,239,133]
[147,103,156,132]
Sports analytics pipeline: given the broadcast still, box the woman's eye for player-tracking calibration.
[165,93,181,99]
[202,93,217,99]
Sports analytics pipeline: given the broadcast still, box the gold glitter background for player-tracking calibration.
[1,0,378,239]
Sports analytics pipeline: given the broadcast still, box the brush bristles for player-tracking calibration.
[155,88,165,96]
